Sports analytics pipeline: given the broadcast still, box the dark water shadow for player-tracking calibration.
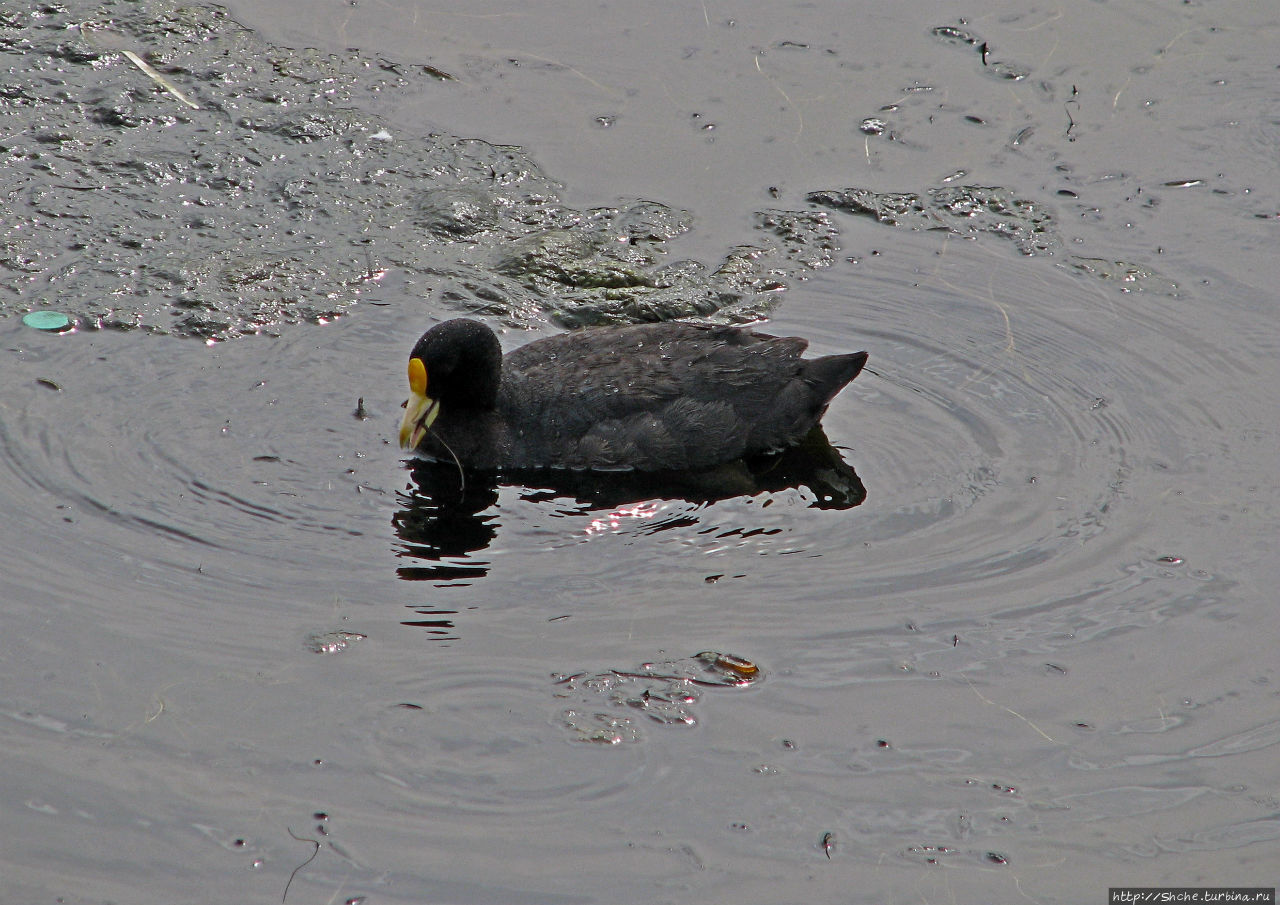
[391,426,866,589]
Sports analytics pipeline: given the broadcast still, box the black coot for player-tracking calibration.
[399,318,867,472]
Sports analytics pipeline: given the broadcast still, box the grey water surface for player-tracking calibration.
[2,1,1278,902]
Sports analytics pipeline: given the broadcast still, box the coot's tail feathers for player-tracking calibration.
[803,351,869,406]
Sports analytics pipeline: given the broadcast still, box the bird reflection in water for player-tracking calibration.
[392,424,866,594]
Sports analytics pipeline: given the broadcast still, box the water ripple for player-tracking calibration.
[0,324,401,607]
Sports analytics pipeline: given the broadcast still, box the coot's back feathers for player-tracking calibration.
[400,319,867,472]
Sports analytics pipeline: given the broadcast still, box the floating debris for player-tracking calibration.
[808,185,1057,256]
[120,49,200,109]
[22,311,73,332]
[695,651,760,680]
[306,631,367,654]
[906,843,955,865]
[555,651,763,743]
[810,184,1175,295]
[929,25,1030,80]
[930,25,984,48]
[4,2,835,341]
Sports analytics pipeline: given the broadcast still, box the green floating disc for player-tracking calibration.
[22,311,72,331]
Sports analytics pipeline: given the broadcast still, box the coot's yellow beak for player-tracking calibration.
[399,357,440,449]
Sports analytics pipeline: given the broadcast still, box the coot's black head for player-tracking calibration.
[399,319,502,450]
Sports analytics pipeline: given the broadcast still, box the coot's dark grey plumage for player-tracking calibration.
[399,318,867,472]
